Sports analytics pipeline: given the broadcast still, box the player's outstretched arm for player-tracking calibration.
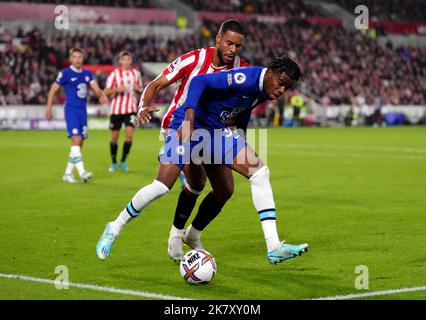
[45,82,61,121]
[137,74,170,124]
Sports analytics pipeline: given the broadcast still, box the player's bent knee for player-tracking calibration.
[132,180,170,211]
[70,145,82,157]
[223,182,234,199]
[153,179,169,194]
[185,182,203,196]
[249,166,270,184]
[143,179,169,202]
[213,183,234,202]
[186,179,205,193]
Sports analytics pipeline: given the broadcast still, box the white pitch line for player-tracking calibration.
[0,273,191,300]
[311,285,426,300]
[2,272,424,300]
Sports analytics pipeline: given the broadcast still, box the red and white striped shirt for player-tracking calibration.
[161,47,249,130]
[106,68,142,115]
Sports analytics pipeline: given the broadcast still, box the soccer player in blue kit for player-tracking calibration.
[46,48,108,183]
[97,56,309,264]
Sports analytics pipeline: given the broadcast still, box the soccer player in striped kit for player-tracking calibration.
[139,19,250,261]
[104,51,143,172]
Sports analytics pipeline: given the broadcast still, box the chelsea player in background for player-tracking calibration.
[45,48,108,183]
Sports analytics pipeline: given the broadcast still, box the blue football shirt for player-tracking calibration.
[170,66,270,132]
[55,66,95,109]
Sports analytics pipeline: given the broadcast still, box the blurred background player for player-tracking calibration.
[45,48,107,183]
[104,51,143,172]
[290,95,306,127]
[136,19,250,260]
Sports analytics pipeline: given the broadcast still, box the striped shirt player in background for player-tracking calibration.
[45,48,108,183]
[95,20,250,261]
[104,51,143,172]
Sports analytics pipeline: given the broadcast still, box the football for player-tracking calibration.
[179,249,217,284]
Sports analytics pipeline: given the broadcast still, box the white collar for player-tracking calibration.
[70,65,83,73]
[211,63,226,70]
[259,68,267,91]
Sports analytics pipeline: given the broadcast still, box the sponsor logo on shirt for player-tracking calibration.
[234,72,246,84]
[227,73,233,86]
[220,107,245,123]
[168,57,182,73]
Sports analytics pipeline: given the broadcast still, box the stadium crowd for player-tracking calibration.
[0,0,156,9]
[220,19,426,105]
[180,0,323,17]
[0,17,425,106]
[3,0,425,22]
[180,0,426,23]
[0,26,184,106]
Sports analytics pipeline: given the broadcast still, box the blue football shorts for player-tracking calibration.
[159,127,247,169]
[64,106,88,139]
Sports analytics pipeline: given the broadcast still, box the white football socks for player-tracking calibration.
[69,145,86,176]
[169,225,184,240]
[261,220,281,252]
[65,161,74,175]
[185,224,202,240]
[109,180,169,235]
[249,166,281,252]
[109,210,132,235]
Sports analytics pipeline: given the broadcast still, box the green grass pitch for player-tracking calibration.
[0,127,425,300]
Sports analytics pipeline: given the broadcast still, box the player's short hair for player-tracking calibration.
[119,50,132,59]
[69,47,83,57]
[268,55,304,84]
[218,19,245,37]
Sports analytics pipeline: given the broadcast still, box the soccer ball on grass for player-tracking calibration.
[179,249,217,284]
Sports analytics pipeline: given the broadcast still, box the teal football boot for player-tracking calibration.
[109,163,118,172]
[96,223,117,260]
[120,161,129,172]
[267,242,309,265]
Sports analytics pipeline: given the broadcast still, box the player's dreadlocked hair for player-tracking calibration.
[268,55,304,84]
[219,19,245,37]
